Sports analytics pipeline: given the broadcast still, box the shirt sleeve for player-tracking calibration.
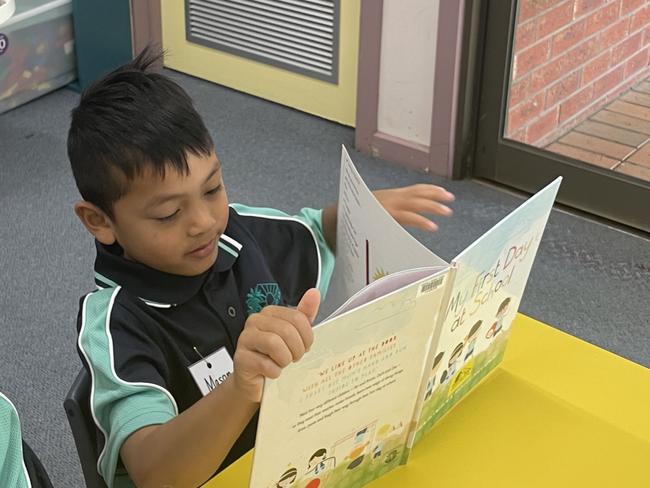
[77,288,177,488]
[230,204,336,302]
[0,392,31,488]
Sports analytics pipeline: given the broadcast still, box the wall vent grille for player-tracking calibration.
[185,0,339,83]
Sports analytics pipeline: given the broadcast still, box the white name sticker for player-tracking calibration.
[188,347,234,396]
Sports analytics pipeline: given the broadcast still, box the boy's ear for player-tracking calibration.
[74,201,117,245]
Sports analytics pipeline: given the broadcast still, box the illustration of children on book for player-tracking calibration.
[464,320,482,361]
[275,467,297,487]
[371,422,404,462]
[486,297,511,339]
[384,449,399,464]
[302,448,336,488]
[305,448,336,477]
[447,342,464,378]
[440,369,449,384]
[372,442,382,460]
[371,425,388,461]
[424,351,445,401]
[345,428,370,470]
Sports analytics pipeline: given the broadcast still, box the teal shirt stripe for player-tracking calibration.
[230,204,335,299]
[78,288,177,488]
[0,393,31,488]
[95,272,119,288]
[218,240,239,257]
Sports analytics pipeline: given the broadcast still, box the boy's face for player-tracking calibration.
[100,151,228,276]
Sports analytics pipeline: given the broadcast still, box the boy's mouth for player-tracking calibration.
[187,238,217,258]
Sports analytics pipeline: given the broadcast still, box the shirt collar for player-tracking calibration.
[93,209,244,307]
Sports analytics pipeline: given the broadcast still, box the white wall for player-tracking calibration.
[377,0,439,147]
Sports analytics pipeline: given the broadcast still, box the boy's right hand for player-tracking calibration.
[232,288,320,403]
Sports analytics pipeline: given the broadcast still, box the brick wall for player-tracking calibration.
[506,0,650,146]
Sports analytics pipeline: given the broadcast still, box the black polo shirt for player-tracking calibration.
[76,204,335,488]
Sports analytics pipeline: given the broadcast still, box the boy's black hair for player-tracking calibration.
[67,47,214,218]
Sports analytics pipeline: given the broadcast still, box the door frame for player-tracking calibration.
[355,0,467,177]
[130,0,162,56]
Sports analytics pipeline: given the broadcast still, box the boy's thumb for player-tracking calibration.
[297,288,321,323]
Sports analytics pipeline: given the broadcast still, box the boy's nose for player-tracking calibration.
[187,205,217,237]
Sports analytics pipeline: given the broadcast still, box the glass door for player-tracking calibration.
[473,0,650,232]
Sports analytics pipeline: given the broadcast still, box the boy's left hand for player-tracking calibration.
[373,184,455,232]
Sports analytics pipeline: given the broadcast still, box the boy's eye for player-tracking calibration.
[206,185,222,196]
[156,209,180,222]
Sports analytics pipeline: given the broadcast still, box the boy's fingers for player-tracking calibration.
[237,349,282,380]
[257,356,282,380]
[411,198,453,217]
[256,314,307,362]
[412,184,455,202]
[297,288,321,323]
[252,330,294,368]
[262,306,314,353]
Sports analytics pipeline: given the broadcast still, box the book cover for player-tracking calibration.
[250,269,450,488]
[412,177,561,443]
[249,147,561,488]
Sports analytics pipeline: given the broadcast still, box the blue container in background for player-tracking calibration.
[0,0,76,114]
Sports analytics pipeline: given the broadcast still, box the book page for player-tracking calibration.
[330,266,448,318]
[250,269,450,488]
[413,178,562,443]
[325,146,448,311]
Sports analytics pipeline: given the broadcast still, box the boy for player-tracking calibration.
[68,49,455,488]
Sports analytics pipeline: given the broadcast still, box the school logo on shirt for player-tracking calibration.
[246,283,282,314]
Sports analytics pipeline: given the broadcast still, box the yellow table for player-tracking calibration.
[205,314,650,487]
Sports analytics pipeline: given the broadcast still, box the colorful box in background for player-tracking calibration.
[0,1,17,25]
[0,0,76,114]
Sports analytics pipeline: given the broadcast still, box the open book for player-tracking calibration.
[249,147,561,488]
